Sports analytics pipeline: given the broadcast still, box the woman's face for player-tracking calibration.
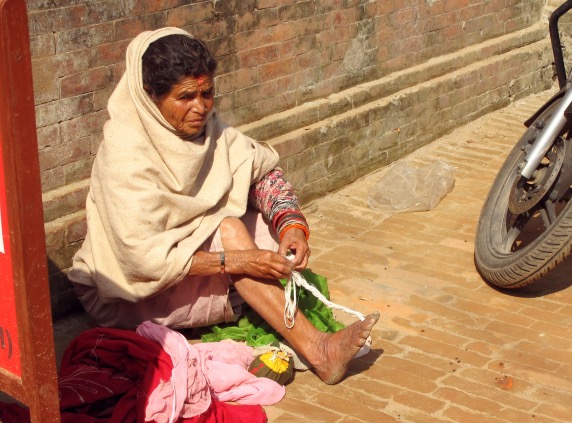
[152,74,215,137]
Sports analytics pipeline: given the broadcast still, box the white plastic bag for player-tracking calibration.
[368,160,455,212]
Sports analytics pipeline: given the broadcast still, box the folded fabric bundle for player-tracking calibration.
[0,324,272,423]
[136,321,285,422]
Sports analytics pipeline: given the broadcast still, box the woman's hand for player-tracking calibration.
[277,228,310,270]
[229,249,295,279]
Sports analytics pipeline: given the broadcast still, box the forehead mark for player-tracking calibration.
[196,75,210,86]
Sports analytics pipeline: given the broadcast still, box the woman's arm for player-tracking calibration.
[249,168,311,269]
[249,168,310,239]
[188,249,295,279]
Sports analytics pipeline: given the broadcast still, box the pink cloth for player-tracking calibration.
[192,343,285,405]
[136,322,284,423]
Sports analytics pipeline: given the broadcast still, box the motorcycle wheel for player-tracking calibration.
[475,99,572,288]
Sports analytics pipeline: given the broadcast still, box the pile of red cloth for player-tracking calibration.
[0,326,270,423]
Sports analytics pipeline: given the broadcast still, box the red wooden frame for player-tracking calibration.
[0,0,61,421]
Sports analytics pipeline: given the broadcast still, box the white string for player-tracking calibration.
[284,271,298,328]
[283,268,365,329]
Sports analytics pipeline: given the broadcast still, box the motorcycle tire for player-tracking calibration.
[475,99,572,288]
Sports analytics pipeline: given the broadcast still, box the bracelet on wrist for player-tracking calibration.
[220,251,225,274]
[279,223,310,241]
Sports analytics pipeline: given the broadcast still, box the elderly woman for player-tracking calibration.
[68,27,378,385]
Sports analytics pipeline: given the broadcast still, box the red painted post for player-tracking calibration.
[0,0,61,421]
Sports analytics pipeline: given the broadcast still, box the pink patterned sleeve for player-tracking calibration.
[249,168,310,240]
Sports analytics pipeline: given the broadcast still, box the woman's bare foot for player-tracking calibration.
[311,312,380,384]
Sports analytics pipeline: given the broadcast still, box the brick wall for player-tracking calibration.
[26,0,548,316]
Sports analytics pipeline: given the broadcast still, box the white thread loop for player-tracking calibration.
[283,269,365,329]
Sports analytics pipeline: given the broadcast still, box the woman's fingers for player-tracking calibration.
[278,228,310,270]
[265,251,295,278]
[295,247,310,270]
[235,249,294,279]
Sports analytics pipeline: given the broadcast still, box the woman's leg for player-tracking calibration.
[219,216,379,384]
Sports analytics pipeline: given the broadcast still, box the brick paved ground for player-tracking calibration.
[262,88,572,422]
[40,88,572,422]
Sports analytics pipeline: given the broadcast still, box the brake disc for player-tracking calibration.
[508,137,566,214]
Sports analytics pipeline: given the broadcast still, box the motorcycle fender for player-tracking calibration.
[524,86,569,128]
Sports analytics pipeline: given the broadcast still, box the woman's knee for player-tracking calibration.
[219,216,243,233]
[219,216,256,249]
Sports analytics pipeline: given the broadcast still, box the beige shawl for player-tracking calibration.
[69,28,279,302]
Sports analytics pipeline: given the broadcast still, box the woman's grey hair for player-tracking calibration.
[142,34,217,98]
